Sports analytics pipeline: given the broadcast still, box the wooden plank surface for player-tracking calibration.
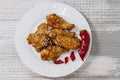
[0,0,120,80]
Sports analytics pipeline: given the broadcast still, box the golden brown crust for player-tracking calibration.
[46,14,75,30]
[35,23,48,35]
[27,23,50,52]
[27,34,50,52]
[41,46,67,61]
[53,35,81,50]
[27,14,81,61]
[47,29,75,38]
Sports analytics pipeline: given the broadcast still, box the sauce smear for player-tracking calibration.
[65,57,69,64]
[78,30,90,61]
[54,60,64,64]
[70,51,75,61]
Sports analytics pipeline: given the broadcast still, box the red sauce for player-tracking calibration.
[54,60,64,64]
[65,57,69,64]
[78,30,90,61]
[70,51,75,61]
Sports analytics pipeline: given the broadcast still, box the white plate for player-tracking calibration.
[15,2,92,77]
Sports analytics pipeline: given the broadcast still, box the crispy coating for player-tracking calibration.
[27,34,50,52]
[46,14,75,30]
[47,29,75,38]
[53,35,81,50]
[27,14,81,62]
[27,23,50,52]
[35,23,48,34]
[41,46,67,61]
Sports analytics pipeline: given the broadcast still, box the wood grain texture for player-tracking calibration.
[0,0,120,80]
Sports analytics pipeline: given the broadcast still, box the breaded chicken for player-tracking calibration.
[27,34,50,52]
[27,23,50,52]
[47,29,75,38]
[35,23,48,34]
[41,46,67,61]
[46,14,75,30]
[53,35,81,50]
[27,14,81,62]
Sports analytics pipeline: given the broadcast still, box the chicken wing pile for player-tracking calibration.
[27,13,81,62]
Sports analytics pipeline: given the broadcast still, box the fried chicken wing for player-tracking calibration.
[46,14,75,30]
[27,23,50,52]
[47,29,75,38]
[53,35,81,50]
[35,23,48,34]
[27,34,50,52]
[27,14,81,62]
[41,46,67,61]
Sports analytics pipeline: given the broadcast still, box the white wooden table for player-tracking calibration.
[0,0,120,80]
